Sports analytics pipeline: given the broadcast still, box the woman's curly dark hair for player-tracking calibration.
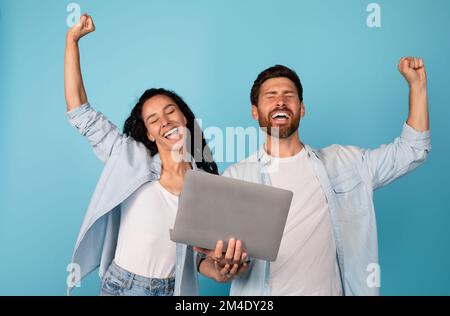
[123,88,218,175]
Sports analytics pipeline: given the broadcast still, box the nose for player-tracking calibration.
[160,115,170,129]
[275,95,287,107]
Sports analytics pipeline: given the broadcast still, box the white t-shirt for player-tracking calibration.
[114,181,178,278]
[267,148,343,296]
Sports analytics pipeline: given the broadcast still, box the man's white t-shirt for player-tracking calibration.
[114,181,178,279]
[267,148,343,295]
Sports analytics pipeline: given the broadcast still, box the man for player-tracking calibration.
[200,58,430,295]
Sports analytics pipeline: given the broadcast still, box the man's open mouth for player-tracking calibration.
[270,111,291,122]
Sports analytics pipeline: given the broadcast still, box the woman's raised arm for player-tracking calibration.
[64,13,95,111]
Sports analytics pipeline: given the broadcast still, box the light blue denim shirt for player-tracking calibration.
[223,123,431,296]
[65,103,200,296]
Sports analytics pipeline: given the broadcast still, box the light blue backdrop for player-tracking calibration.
[0,0,449,295]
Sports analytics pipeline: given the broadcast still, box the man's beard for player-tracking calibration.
[258,112,300,139]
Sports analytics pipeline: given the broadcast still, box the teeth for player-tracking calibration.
[271,112,290,119]
[164,128,178,138]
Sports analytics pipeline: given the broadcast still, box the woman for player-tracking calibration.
[65,14,246,296]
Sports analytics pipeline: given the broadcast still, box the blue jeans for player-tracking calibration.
[100,261,175,296]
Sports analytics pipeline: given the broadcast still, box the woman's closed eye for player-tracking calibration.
[165,105,176,115]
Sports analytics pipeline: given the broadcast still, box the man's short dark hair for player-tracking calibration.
[250,65,303,106]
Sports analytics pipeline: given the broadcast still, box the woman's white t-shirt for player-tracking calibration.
[114,181,178,278]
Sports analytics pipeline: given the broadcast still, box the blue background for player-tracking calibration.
[0,0,449,295]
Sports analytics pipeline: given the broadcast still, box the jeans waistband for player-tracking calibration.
[108,261,175,290]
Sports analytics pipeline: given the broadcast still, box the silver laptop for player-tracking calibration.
[170,170,293,261]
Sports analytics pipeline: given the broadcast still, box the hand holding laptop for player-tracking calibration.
[194,238,251,282]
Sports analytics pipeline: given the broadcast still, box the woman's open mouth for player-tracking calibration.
[163,127,181,140]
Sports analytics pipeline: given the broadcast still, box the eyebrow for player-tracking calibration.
[264,90,296,95]
[145,103,177,122]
